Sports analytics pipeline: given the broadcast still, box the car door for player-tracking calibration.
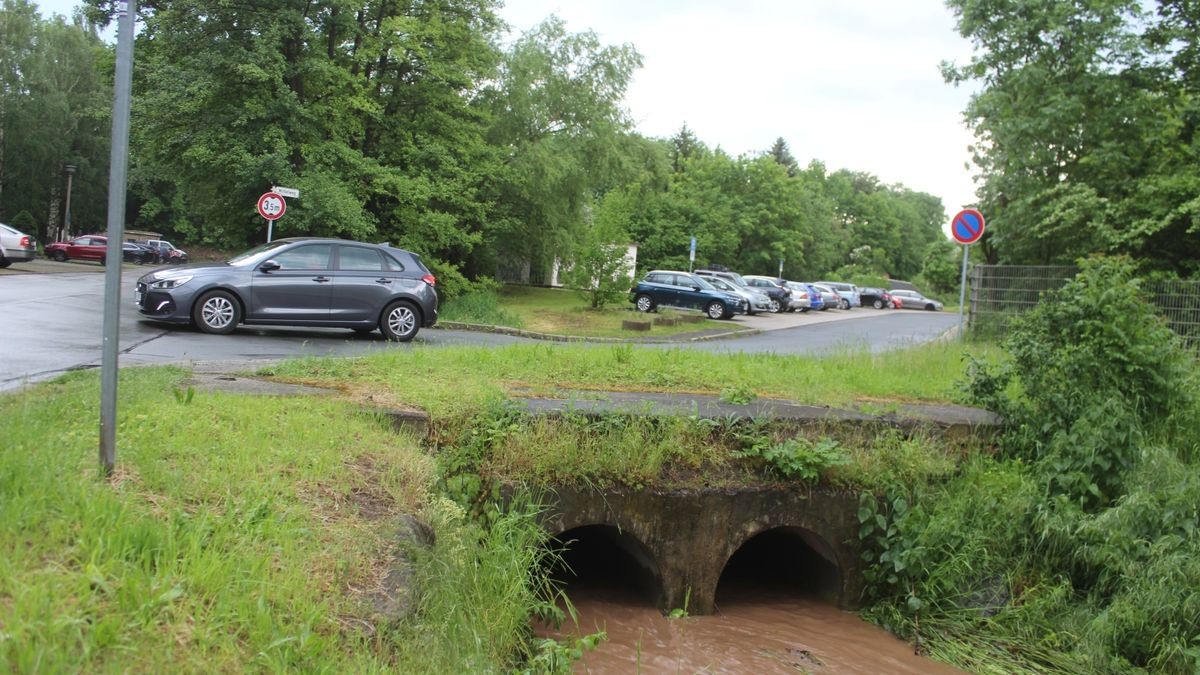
[248,242,334,322]
[329,244,395,322]
[674,273,706,310]
[71,237,104,261]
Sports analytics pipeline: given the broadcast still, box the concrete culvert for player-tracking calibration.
[716,526,842,605]
[547,525,663,607]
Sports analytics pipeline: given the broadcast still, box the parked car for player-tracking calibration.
[818,281,860,309]
[859,287,894,310]
[0,222,37,268]
[798,282,825,311]
[123,242,158,264]
[782,281,813,311]
[145,239,189,264]
[740,275,794,313]
[695,269,772,313]
[890,289,944,311]
[809,283,841,310]
[135,237,439,340]
[704,275,771,316]
[630,270,747,319]
[45,235,109,264]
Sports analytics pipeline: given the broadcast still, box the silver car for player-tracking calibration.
[783,281,813,311]
[704,275,771,315]
[0,223,37,268]
[136,237,439,340]
[890,289,944,311]
[697,270,773,313]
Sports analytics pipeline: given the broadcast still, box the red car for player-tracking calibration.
[46,235,109,265]
[891,294,902,309]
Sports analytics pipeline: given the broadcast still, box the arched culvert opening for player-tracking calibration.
[547,525,663,607]
[716,526,842,605]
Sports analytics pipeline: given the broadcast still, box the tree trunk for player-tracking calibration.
[46,172,61,243]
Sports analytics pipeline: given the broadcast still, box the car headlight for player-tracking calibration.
[149,275,192,289]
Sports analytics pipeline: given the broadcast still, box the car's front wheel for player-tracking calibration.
[380,300,420,341]
[769,298,782,313]
[872,298,883,309]
[0,257,10,269]
[705,301,728,320]
[193,290,241,334]
[52,250,67,262]
[925,303,938,311]
[634,294,656,313]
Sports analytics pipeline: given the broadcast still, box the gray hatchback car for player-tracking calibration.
[135,237,438,341]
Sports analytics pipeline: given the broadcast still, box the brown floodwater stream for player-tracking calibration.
[537,587,963,674]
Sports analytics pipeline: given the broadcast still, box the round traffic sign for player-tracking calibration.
[257,192,287,221]
[950,208,985,245]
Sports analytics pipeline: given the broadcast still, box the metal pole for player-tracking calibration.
[99,0,136,476]
[957,244,969,340]
[266,217,273,242]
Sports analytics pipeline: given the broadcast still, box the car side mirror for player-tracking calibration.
[259,260,281,273]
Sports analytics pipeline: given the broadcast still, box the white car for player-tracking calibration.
[783,281,813,311]
[0,223,37,268]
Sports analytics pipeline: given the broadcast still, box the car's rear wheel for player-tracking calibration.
[634,294,656,313]
[380,300,420,342]
[872,298,883,309]
[769,298,782,313]
[705,301,728,320]
[193,290,241,334]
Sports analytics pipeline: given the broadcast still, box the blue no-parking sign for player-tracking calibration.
[951,209,986,245]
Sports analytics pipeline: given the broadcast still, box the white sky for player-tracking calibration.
[36,0,982,221]
[498,0,982,219]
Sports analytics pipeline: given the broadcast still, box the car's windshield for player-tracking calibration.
[227,240,294,266]
[708,277,734,292]
[692,275,716,290]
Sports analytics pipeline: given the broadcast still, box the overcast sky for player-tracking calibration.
[36,0,981,220]
[498,0,982,219]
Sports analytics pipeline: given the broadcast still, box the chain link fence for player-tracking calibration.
[969,265,1200,348]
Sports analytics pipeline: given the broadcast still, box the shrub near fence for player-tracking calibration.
[969,265,1200,348]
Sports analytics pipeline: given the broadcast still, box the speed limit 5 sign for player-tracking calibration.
[257,192,287,221]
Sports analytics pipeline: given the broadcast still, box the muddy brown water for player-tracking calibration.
[537,587,963,674]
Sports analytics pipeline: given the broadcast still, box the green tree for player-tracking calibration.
[767,136,798,177]
[0,1,109,242]
[945,0,1200,274]
[566,187,635,309]
[478,16,643,281]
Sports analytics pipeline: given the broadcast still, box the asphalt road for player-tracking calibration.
[0,268,958,391]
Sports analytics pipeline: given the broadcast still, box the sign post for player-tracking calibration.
[688,236,697,273]
[257,191,287,241]
[950,208,986,339]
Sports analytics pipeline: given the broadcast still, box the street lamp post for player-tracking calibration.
[62,164,77,242]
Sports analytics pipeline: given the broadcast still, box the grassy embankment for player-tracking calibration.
[439,284,744,338]
[1,340,983,672]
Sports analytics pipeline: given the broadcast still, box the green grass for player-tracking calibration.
[441,285,733,338]
[0,368,551,672]
[1,340,1004,671]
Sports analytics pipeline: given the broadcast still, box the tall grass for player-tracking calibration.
[0,368,558,672]
[440,289,525,328]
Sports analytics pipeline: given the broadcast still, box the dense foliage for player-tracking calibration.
[947,0,1200,276]
[0,0,110,244]
[862,257,1200,672]
[1,0,949,291]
